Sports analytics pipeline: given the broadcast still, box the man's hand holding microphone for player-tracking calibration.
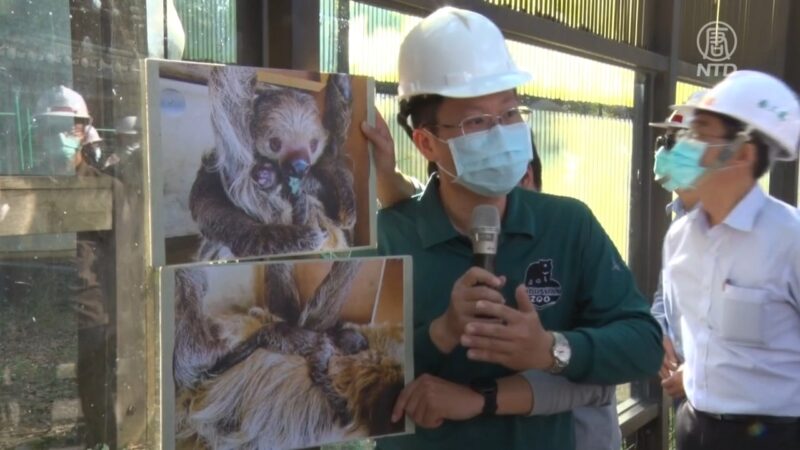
[393,205,556,429]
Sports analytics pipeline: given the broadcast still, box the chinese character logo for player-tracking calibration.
[697,21,737,62]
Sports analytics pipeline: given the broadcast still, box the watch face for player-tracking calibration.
[553,333,571,366]
[555,346,571,360]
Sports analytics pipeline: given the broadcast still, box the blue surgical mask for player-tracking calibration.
[436,122,533,197]
[656,138,734,191]
[59,133,81,159]
[653,146,681,191]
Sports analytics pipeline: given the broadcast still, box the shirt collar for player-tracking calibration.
[666,198,686,217]
[415,181,536,249]
[722,184,767,232]
[415,178,461,249]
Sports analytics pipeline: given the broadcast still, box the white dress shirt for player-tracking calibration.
[662,185,800,416]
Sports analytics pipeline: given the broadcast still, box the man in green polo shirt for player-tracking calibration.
[373,7,662,450]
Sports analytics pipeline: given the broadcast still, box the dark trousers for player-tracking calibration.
[676,401,799,450]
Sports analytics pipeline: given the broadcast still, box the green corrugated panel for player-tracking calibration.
[675,80,706,104]
[347,2,420,83]
[508,39,634,107]
[175,0,236,63]
[484,0,647,48]
[320,0,340,73]
[532,109,632,260]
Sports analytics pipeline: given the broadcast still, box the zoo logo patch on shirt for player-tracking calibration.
[524,259,562,310]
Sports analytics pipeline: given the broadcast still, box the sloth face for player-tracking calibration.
[252,89,329,180]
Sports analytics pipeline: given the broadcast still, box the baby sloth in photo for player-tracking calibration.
[190,67,356,262]
[172,264,405,450]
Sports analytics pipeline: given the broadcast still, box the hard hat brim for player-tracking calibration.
[648,121,689,129]
[34,111,91,120]
[400,71,532,100]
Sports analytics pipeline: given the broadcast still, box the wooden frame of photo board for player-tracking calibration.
[140,58,377,269]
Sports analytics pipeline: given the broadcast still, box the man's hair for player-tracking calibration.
[397,95,445,177]
[712,112,771,179]
[531,138,542,191]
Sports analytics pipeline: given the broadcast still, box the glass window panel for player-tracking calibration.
[531,109,633,261]
[675,80,705,105]
[0,1,236,448]
[174,0,237,63]
[347,1,421,81]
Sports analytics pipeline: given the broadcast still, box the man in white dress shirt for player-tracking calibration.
[649,106,699,402]
[659,70,800,450]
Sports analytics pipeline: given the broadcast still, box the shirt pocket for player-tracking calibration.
[719,283,770,347]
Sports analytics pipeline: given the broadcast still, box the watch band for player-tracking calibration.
[469,377,498,416]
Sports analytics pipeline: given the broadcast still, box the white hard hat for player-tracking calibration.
[34,85,91,120]
[114,116,141,135]
[675,71,800,160]
[397,7,532,100]
[650,90,707,129]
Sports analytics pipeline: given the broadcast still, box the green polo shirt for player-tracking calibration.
[376,182,662,450]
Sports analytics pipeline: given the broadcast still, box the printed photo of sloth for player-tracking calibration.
[143,59,376,266]
[159,256,413,450]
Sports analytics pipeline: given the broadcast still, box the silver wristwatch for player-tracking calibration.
[548,332,571,374]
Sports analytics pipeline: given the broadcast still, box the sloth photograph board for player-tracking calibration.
[142,59,377,267]
[159,255,414,450]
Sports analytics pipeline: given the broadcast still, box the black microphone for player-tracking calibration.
[470,205,500,274]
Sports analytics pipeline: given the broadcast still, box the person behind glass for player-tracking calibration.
[30,85,105,175]
[365,117,623,450]
[103,115,142,176]
[32,85,118,447]
[648,92,705,403]
[658,70,800,450]
[371,7,662,450]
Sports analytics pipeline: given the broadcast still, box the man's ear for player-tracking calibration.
[412,128,437,162]
[734,141,758,167]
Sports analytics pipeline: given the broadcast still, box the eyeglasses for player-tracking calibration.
[435,106,532,136]
[675,129,730,143]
